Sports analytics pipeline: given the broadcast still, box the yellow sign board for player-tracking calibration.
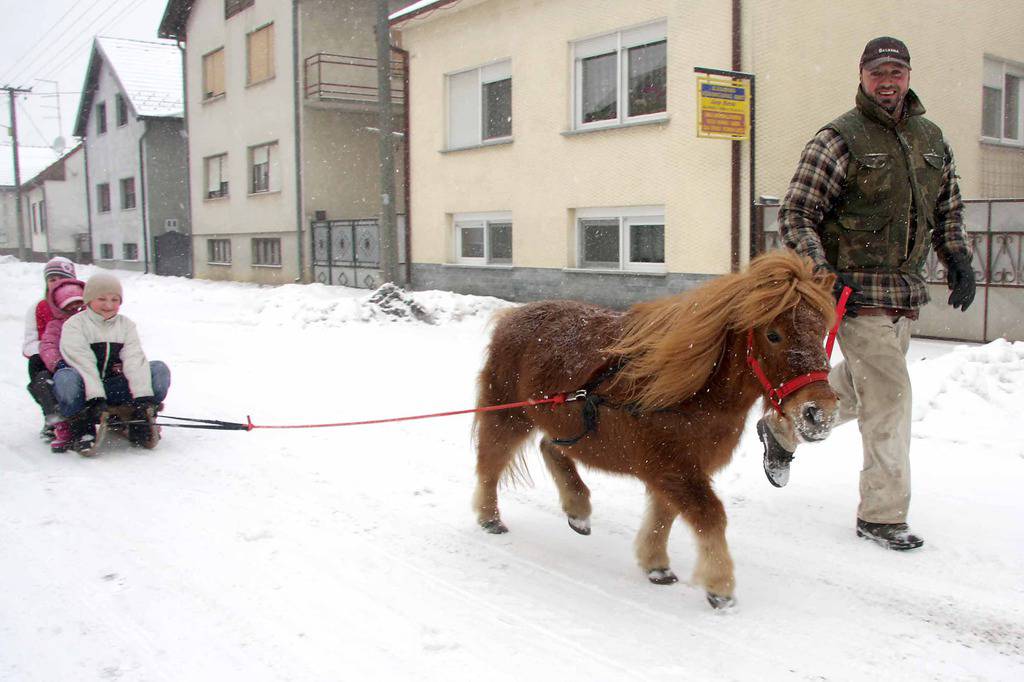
[697,76,750,140]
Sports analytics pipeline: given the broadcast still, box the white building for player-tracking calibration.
[18,144,90,262]
[159,0,413,285]
[73,36,191,275]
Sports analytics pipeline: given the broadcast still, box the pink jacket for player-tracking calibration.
[39,318,69,372]
[38,278,86,373]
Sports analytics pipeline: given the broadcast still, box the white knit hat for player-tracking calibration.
[83,272,123,303]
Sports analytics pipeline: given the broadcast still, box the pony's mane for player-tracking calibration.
[605,251,836,410]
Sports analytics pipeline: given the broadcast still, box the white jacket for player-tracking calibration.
[59,307,153,401]
[23,304,41,357]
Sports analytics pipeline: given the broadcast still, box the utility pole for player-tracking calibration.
[3,85,31,260]
[375,0,400,285]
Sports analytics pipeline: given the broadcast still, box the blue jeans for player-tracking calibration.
[53,361,171,417]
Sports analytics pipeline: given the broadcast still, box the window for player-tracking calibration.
[39,200,46,234]
[203,48,226,99]
[205,154,229,198]
[249,142,278,194]
[447,60,512,148]
[31,202,38,233]
[252,238,281,266]
[99,243,114,260]
[983,57,1023,145]
[225,0,254,19]
[454,212,513,265]
[246,23,275,85]
[97,183,111,213]
[576,206,665,272]
[96,102,107,134]
[123,243,139,261]
[165,218,179,230]
[208,238,231,264]
[116,94,128,126]
[573,21,667,129]
[120,177,136,210]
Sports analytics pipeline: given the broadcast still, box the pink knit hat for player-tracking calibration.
[44,256,76,280]
[49,278,86,311]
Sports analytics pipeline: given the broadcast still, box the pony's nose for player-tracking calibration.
[802,405,826,427]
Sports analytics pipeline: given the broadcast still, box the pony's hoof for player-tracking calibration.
[647,568,678,585]
[567,516,591,535]
[706,592,737,610]
[480,519,509,534]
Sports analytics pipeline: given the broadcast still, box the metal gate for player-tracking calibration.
[154,230,192,277]
[311,217,405,289]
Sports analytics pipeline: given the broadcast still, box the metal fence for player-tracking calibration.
[303,52,406,109]
[311,217,406,289]
[755,199,1024,342]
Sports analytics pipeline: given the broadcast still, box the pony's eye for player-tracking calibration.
[766,330,782,343]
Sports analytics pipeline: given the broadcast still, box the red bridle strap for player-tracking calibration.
[746,286,851,414]
[745,330,830,413]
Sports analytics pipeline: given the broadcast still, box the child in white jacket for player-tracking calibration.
[54,273,170,449]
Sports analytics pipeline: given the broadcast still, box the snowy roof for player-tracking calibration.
[72,36,183,137]
[389,0,462,24]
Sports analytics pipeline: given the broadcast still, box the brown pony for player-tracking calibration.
[472,251,839,609]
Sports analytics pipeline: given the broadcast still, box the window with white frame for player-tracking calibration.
[116,94,128,126]
[252,237,281,266]
[447,60,512,149]
[576,206,665,272]
[208,238,231,264]
[983,57,1022,145]
[99,243,114,260]
[205,153,229,198]
[249,142,279,194]
[120,177,136,210]
[123,243,139,261]
[573,21,667,129]
[454,212,513,265]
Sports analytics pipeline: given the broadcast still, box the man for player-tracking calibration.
[760,37,976,550]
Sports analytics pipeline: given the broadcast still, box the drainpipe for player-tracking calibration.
[292,0,305,282]
[177,39,194,278]
[42,184,51,258]
[394,45,412,286]
[83,143,94,263]
[139,127,150,273]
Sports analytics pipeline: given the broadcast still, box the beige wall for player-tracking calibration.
[399,0,1024,277]
[747,0,1024,203]
[399,0,735,275]
[187,0,298,283]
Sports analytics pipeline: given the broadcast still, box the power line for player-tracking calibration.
[7,0,127,86]
[0,0,114,86]
[17,100,50,146]
[0,0,85,84]
[44,0,150,78]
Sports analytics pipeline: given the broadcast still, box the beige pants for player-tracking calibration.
[769,314,913,523]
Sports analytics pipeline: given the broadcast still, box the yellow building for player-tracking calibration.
[392,0,1024,314]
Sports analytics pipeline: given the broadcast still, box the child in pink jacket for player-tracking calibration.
[38,278,86,452]
[24,257,78,439]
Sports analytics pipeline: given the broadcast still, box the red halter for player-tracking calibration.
[746,287,852,413]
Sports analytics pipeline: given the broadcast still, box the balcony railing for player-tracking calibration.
[304,52,406,112]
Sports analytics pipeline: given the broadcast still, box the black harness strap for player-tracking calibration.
[549,359,626,446]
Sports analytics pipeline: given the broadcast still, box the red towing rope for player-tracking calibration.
[160,287,854,431]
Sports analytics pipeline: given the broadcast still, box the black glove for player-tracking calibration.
[820,265,865,318]
[85,398,108,419]
[946,253,976,312]
[131,396,159,412]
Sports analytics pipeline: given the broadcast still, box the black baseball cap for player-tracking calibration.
[860,36,911,71]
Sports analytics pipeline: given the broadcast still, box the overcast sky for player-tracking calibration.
[0,0,170,184]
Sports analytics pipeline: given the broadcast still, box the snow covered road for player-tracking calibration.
[2,258,1022,681]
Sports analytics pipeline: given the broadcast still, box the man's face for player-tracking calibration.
[860,62,910,113]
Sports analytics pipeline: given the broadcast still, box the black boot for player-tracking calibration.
[856,519,924,550]
[757,417,794,488]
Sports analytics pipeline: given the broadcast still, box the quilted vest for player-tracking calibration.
[819,88,946,276]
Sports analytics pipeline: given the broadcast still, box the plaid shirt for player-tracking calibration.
[779,114,970,309]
